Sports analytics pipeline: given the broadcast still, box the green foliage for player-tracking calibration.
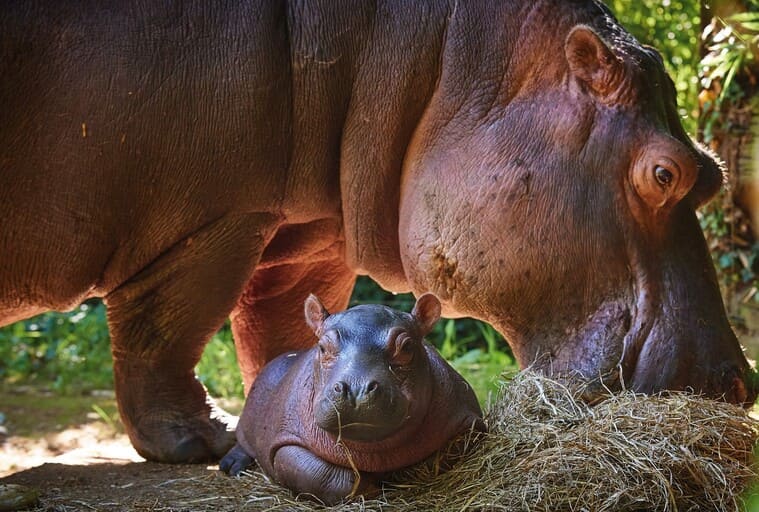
[698,3,759,296]
[700,7,759,143]
[699,194,759,298]
[0,301,244,398]
[0,392,121,439]
[0,300,112,393]
[194,325,243,399]
[608,0,701,134]
[701,11,759,103]
[441,320,516,405]
[90,403,119,431]
[0,277,514,404]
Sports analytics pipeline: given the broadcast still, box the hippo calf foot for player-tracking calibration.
[220,443,254,476]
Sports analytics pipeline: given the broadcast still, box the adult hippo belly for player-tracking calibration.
[1,0,755,463]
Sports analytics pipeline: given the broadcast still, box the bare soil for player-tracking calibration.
[0,388,247,511]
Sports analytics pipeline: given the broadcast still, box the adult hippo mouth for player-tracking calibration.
[487,200,759,408]
[617,204,758,406]
[626,318,755,406]
[486,275,757,409]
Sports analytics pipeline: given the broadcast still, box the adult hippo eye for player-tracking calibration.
[654,166,673,187]
[632,142,697,212]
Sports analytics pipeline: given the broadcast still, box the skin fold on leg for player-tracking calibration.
[231,246,356,393]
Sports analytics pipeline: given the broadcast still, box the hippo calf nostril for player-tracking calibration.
[365,381,379,395]
[332,381,349,398]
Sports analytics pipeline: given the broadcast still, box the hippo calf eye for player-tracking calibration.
[390,335,415,367]
[654,166,673,187]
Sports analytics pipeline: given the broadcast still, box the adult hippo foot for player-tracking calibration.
[130,399,237,463]
[113,358,238,463]
[219,443,254,476]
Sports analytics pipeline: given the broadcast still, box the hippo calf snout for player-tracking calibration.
[316,373,409,442]
[326,379,384,407]
[330,379,380,402]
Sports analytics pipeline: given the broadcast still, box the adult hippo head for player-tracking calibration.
[1,0,754,465]
[398,6,756,405]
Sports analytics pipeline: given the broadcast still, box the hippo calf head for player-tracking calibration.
[304,293,441,442]
[398,5,756,405]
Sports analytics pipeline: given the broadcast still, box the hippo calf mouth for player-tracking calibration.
[314,394,410,442]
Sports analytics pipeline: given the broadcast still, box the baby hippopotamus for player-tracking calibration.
[220,293,484,504]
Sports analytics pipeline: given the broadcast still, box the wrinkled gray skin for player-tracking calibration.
[220,294,483,505]
[0,0,755,464]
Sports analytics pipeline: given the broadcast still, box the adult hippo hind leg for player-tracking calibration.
[230,222,356,392]
[105,213,279,462]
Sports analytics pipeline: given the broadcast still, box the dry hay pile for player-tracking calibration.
[228,371,758,512]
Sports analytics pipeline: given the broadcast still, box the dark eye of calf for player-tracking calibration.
[389,333,415,367]
[317,335,339,364]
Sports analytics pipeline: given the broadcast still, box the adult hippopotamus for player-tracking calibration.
[1,0,755,463]
[220,293,483,504]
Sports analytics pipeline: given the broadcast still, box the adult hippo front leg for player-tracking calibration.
[105,212,279,462]
[230,224,356,392]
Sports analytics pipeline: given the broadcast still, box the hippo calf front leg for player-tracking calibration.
[272,445,379,505]
[219,443,254,476]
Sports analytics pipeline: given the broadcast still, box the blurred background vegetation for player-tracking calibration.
[3,0,759,419]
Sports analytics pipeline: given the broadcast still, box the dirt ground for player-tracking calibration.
[0,388,254,511]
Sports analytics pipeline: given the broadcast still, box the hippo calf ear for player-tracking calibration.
[304,294,330,335]
[411,293,442,336]
[565,25,624,99]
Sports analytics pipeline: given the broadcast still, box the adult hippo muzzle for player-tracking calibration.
[0,0,754,464]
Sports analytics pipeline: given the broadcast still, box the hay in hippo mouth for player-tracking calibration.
[4,371,757,512]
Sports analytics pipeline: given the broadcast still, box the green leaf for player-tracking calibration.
[728,12,759,23]
[722,57,743,94]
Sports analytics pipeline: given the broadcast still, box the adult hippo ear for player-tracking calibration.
[565,25,625,100]
[411,293,441,337]
[304,294,330,337]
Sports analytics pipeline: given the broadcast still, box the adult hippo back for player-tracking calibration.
[1,0,755,462]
